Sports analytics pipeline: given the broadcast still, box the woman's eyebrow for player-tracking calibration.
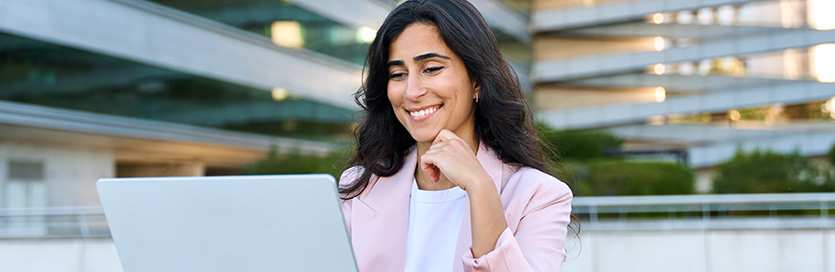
[387,53,450,67]
[413,52,450,62]
[387,60,405,67]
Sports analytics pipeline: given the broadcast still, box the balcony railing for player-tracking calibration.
[573,193,835,231]
[0,206,108,239]
[1,193,834,238]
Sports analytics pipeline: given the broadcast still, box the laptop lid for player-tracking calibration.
[97,174,357,272]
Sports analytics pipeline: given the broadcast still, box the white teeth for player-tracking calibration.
[410,107,438,117]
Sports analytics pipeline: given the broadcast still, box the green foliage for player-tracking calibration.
[537,122,692,196]
[242,145,352,179]
[712,148,835,194]
[829,142,835,167]
[560,160,695,196]
[536,122,623,162]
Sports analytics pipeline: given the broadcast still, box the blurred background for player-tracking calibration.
[0,0,833,271]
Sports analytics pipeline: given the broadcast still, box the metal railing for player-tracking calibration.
[0,206,109,239]
[1,193,834,238]
[573,193,835,231]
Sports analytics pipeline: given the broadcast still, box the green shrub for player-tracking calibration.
[537,122,623,162]
[243,145,351,179]
[560,159,695,196]
[712,148,835,194]
[536,122,692,196]
[829,142,835,167]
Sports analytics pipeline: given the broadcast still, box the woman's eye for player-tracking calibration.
[424,66,444,74]
[389,73,406,80]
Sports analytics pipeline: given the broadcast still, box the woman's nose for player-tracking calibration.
[405,74,427,102]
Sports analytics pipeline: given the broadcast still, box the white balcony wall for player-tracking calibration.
[1,227,832,272]
[0,142,114,208]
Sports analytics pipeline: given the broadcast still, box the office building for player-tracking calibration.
[1,0,832,207]
[532,0,835,191]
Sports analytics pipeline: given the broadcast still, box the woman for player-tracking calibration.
[339,0,573,271]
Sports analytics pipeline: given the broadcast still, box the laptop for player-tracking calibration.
[97,174,358,272]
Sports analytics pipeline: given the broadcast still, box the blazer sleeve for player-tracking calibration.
[338,166,363,237]
[461,174,574,272]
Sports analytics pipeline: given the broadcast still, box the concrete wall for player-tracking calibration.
[0,239,121,272]
[563,229,835,272]
[0,142,114,207]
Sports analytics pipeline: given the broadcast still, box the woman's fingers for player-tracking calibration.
[419,153,441,183]
[420,141,451,183]
[419,130,483,187]
[434,129,458,144]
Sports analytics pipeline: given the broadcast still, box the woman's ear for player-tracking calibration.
[472,80,482,98]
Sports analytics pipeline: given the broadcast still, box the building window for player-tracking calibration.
[3,160,47,236]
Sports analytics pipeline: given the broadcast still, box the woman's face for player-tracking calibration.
[386,23,479,143]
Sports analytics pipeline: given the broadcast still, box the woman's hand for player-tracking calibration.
[419,129,491,191]
[421,129,509,258]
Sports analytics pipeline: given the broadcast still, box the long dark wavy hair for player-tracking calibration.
[340,0,550,199]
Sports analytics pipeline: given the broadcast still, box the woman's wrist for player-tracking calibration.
[461,171,493,192]
[466,172,508,258]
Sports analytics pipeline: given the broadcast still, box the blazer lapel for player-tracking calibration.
[351,147,416,271]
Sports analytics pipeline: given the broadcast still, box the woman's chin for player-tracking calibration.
[409,130,441,143]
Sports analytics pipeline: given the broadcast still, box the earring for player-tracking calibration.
[474,92,479,103]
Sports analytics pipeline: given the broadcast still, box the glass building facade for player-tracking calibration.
[530,0,835,194]
[147,0,373,65]
[0,32,353,141]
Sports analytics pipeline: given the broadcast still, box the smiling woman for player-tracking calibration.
[338,0,575,271]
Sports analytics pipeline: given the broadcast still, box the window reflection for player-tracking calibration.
[149,0,371,65]
[641,44,834,81]
[807,0,835,30]
[810,44,835,83]
[663,100,835,126]
[644,0,826,29]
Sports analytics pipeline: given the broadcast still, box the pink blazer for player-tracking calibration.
[339,144,573,272]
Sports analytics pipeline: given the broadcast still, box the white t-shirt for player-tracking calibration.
[403,179,468,272]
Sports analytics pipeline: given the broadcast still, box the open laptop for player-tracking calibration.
[97,174,358,272]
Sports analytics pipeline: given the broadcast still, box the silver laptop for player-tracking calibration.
[97,174,358,272]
